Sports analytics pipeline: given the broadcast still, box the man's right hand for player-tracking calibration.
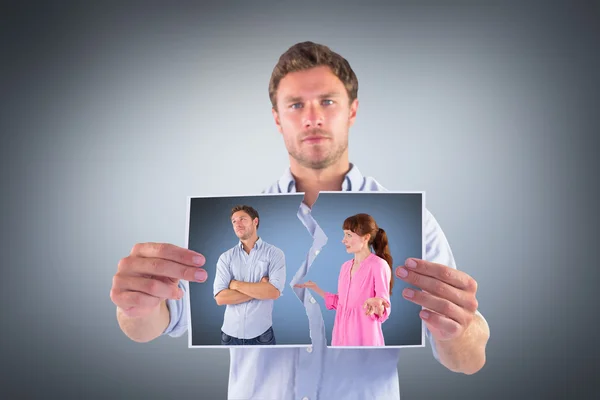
[110,243,207,319]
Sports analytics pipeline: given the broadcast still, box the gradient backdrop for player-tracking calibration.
[188,192,423,347]
[2,1,598,399]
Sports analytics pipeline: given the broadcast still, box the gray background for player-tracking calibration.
[1,0,598,399]
[308,192,423,347]
[188,194,313,346]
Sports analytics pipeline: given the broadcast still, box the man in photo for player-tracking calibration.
[213,205,286,346]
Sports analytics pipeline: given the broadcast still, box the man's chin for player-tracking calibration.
[296,155,335,170]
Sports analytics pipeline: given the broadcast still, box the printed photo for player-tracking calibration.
[186,193,312,348]
[293,191,425,348]
[186,191,424,349]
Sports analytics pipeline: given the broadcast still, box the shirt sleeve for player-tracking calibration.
[162,280,189,338]
[267,248,286,295]
[371,258,392,323]
[213,252,232,297]
[324,292,339,309]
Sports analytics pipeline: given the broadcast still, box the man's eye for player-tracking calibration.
[290,103,303,109]
[322,100,334,105]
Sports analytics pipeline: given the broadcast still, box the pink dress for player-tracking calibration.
[324,252,392,346]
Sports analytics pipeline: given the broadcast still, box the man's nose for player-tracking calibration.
[303,104,324,129]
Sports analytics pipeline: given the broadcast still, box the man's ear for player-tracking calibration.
[348,98,359,127]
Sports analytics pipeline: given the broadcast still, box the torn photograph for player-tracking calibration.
[186,191,424,349]
[186,193,311,348]
[294,191,425,348]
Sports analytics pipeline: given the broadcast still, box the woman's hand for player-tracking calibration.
[294,280,326,298]
[294,280,318,290]
[363,297,390,317]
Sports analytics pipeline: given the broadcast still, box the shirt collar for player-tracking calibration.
[277,162,365,193]
[238,237,262,250]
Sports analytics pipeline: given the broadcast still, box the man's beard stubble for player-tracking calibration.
[289,128,348,170]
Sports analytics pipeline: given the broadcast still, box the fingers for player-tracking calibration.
[293,280,314,288]
[363,298,388,316]
[363,297,390,308]
[364,304,383,317]
[111,273,183,315]
[118,255,207,283]
[395,267,478,312]
[130,242,206,268]
[421,309,462,341]
[114,274,183,300]
[402,288,473,327]
[397,258,477,292]
[113,290,164,311]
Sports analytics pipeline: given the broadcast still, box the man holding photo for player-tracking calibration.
[111,41,490,400]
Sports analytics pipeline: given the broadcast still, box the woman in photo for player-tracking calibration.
[294,213,394,346]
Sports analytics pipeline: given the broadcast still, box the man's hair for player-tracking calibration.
[230,205,260,228]
[268,41,359,110]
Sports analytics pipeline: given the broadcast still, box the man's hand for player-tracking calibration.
[395,258,479,342]
[111,243,207,318]
[363,297,390,317]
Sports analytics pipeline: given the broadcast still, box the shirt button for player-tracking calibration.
[315,250,320,256]
[306,346,312,353]
[302,397,309,400]
[310,297,316,304]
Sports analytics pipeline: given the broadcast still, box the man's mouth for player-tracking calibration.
[303,136,328,144]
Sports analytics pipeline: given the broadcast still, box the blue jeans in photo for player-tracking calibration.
[220,326,276,346]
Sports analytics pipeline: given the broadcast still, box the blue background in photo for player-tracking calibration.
[188,193,312,346]
[307,192,423,346]
[188,192,423,347]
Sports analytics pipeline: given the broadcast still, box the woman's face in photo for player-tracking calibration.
[342,229,368,253]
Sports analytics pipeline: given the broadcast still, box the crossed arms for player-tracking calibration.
[215,276,280,305]
[213,250,286,306]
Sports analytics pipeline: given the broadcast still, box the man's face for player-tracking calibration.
[272,65,358,170]
[231,211,257,240]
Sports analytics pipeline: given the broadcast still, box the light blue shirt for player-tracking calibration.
[213,238,286,339]
[165,163,462,399]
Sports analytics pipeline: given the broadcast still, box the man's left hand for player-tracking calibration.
[395,258,479,342]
